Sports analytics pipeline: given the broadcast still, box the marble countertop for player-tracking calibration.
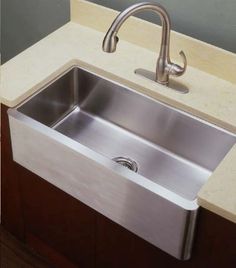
[1,0,236,223]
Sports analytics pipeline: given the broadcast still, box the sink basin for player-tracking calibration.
[8,66,236,260]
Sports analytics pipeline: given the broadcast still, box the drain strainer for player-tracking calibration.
[112,157,138,172]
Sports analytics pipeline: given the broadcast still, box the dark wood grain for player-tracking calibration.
[1,103,236,268]
[1,104,25,240]
[18,165,96,268]
[0,226,51,268]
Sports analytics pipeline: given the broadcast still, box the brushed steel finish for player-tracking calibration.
[102,2,187,89]
[10,66,236,260]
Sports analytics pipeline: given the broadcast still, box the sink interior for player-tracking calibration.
[18,67,236,201]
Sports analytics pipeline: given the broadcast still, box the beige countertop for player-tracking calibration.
[1,0,236,223]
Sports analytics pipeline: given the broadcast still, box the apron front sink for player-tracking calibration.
[9,66,236,260]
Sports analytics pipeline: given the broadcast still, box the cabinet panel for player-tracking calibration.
[19,166,96,268]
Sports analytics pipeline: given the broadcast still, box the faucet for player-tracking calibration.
[103,2,187,86]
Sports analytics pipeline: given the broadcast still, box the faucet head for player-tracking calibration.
[102,31,119,53]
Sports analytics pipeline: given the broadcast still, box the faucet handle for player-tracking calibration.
[169,51,187,77]
[179,50,187,72]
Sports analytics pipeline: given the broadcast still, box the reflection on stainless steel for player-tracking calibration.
[102,2,187,91]
[11,66,236,260]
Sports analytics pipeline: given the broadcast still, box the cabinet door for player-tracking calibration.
[19,166,96,268]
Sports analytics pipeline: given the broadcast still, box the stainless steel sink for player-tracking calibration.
[8,66,236,260]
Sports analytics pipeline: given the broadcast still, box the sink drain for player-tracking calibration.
[112,157,138,172]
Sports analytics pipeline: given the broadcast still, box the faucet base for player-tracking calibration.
[135,68,189,94]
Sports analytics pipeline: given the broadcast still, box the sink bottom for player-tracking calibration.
[55,107,211,201]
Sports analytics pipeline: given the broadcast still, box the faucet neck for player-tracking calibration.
[108,2,171,58]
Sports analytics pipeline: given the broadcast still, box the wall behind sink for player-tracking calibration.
[88,0,236,53]
[1,0,70,64]
[1,0,235,64]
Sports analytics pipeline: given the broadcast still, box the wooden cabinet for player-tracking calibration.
[19,167,96,268]
[1,104,236,268]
